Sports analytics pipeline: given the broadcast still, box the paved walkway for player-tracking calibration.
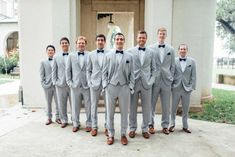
[0,105,235,157]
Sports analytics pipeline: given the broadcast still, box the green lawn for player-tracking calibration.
[190,89,235,124]
[0,79,13,85]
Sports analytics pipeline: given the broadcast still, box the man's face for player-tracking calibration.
[47,47,55,58]
[137,33,147,47]
[60,40,69,52]
[96,37,106,49]
[76,39,86,52]
[115,35,125,50]
[157,31,166,43]
[178,45,188,58]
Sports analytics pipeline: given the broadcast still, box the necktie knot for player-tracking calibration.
[158,45,165,48]
[48,58,53,61]
[62,53,68,56]
[97,49,104,53]
[179,58,186,61]
[116,50,123,54]
[138,47,146,51]
[78,52,84,56]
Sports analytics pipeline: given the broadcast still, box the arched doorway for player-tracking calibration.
[80,0,145,50]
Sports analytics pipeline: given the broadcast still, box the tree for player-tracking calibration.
[216,0,235,54]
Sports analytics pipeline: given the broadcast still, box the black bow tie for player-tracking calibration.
[158,45,165,48]
[138,47,146,51]
[48,58,53,61]
[78,52,84,56]
[62,53,69,56]
[97,49,104,53]
[179,58,186,61]
[116,50,123,54]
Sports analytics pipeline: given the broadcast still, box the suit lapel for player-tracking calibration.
[176,58,182,73]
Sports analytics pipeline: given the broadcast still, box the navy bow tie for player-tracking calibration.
[48,58,53,61]
[78,52,84,56]
[116,50,123,54]
[138,47,146,51]
[179,58,186,61]
[62,53,69,56]
[97,49,104,53]
[158,45,165,48]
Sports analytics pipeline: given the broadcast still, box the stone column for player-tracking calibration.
[172,0,216,110]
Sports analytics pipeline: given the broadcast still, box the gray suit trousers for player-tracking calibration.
[151,81,171,128]
[106,84,130,137]
[171,84,191,129]
[129,79,151,133]
[43,86,59,119]
[71,86,91,127]
[55,86,71,123]
[90,86,107,129]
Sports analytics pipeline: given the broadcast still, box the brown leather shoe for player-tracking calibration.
[169,126,175,132]
[128,131,136,138]
[107,137,114,145]
[121,136,128,145]
[183,128,191,133]
[142,132,150,139]
[162,128,170,135]
[45,119,52,125]
[85,127,92,132]
[72,127,79,132]
[148,126,156,134]
[55,119,62,124]
[61,123,68,128]
[104,128,109,137]
[91,129,97,136]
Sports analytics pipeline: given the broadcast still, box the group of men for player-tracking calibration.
[40,27,196,146]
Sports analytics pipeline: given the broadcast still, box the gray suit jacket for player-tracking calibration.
[66,51,89,89]
[149,43,175,86]
[102,50,135,90]
[172,57,196,92]
[40,59,53,89]
[127,46,156,90]
[87,49,108,90]
[52,52,69,87]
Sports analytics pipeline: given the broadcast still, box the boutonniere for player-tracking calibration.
[167,52,171,55]
[126,60,130,63]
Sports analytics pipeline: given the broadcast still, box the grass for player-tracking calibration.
[190,88,235,124]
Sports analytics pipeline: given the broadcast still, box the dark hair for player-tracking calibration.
[137,30,147,38]
[115,32,125,40]
[96,34,106,42]
[60,37,70,44]
[46,45,55,51]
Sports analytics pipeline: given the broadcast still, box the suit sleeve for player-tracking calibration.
[129,55,135,91]
[191,60,196,90]
[52,57,58,85]
[65,55,72,87]
[150,51,157,85]
[102,55,108,89]
[86,54,92,87]
[170,48,176,78]
[39,61,46,88]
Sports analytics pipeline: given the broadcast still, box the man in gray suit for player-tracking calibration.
[66,36,92,133]
[52,37,71,128]
[87,34,108,136]
[40,45,61,125]
[128,30,156,139]
[169,44,196,133]
[102,33,135,145]
[149,27,175,135]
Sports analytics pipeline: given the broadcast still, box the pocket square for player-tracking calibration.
[188,65,191,67]
[167,52,171,55]
[126,60,130,63]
